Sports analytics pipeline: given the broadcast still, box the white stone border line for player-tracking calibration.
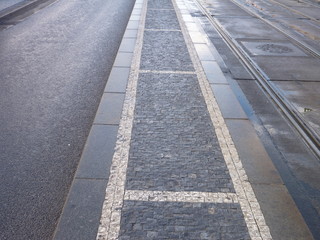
[125,190,239,203]
[144,28,182,32]
[172,0,273,239]
[139,69,196,74]
[96,0,147,239]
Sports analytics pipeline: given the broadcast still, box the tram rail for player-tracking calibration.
[194,0,320,159]
[232,0,320,56]
[250,0,320,24]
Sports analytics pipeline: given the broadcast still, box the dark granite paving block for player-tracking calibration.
[104,67,130,93]
[94,93,125,125]
[140,31,194,71]
[209,37,254,80]
[54,179,107,240]
[216,17,287,40]
[119,201,250,240]
[146,9,180,30]
[126,73,234,192]
[76,125,118,179]
[148,0,174,9]
[253,56,320,81]
[202,22,221,39]
[208,6,251,17]
[210,84,247,119]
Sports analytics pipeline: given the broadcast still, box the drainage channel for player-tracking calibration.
[194,0,320,160]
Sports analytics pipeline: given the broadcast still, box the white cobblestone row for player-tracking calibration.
[96,0,148,239]
[139,69,195,74]
[144,28,182,31]
[172,0,273,239]
[124,190,239,203]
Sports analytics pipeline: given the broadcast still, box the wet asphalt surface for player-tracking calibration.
[0,0,135,239]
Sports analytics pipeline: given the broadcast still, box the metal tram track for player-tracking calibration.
[262,0,320,24]
[194,0,320,159]
[232,0,320,57]
[300,0,320,8]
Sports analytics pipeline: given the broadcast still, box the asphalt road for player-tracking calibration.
[0,0,135,239]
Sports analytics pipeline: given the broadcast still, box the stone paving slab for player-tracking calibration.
[202,61,228,84]
[216,17,288,40]
[76,125,118,179]
[94,93,125,125]
[252,56,320,81]
[104,67,130,93]
[209,36,254,80]
[210,84,248,119]
[225,119,283,184]
[54,179,108,240]
[208,5,251,17]
[252,183,314,240]
[113,52,133,67]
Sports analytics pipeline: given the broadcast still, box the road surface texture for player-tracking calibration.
[0,0,135,239]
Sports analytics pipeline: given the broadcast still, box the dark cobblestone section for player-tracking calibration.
[145,9,180,30]
[141,0,193,71]
[148,0,174,9]
[126,73,235,193]
[119,201,250,240]
[140,31,195,71]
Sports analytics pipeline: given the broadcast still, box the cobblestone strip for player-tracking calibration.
[96,0,147,239]
[124,190,238,203]
[173,0,272,239]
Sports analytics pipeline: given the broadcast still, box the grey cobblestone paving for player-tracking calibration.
[146,9,180,30]
[126,72,235,193]
[148,0,174,9]
[140,31,194,71]
[119,201,250,240]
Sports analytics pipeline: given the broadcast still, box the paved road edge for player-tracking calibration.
[52,0,141,239]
